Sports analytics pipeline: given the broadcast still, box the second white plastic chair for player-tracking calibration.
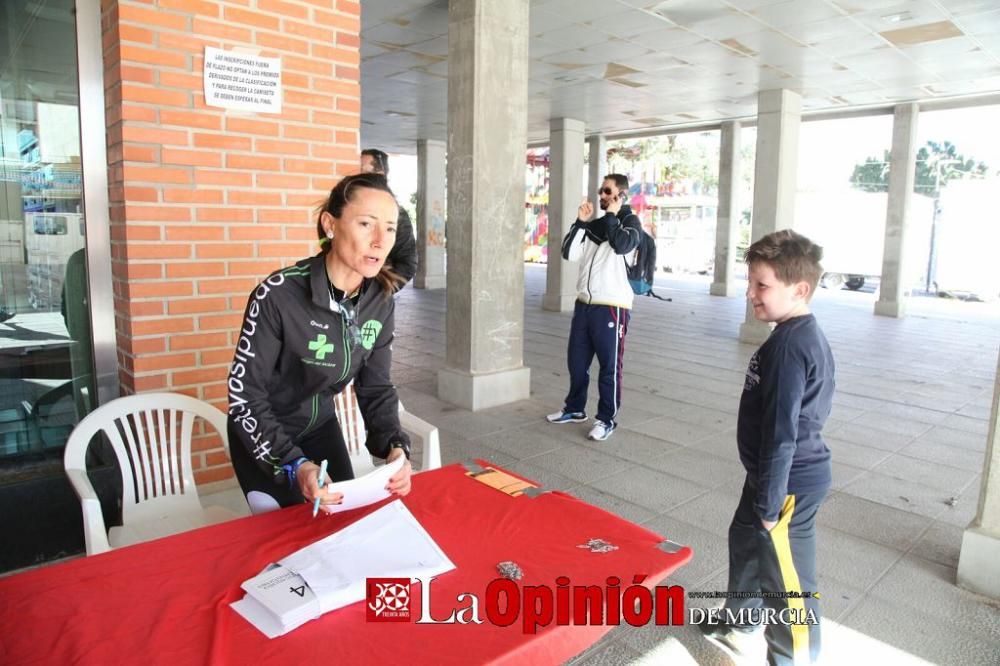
[333,380,441,476]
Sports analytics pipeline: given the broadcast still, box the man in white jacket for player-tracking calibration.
[547,174,643,441]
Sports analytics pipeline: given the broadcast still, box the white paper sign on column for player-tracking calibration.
[203,47,282,113]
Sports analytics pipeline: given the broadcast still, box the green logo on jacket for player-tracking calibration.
[308,334,335,360]
[360,320,383,350]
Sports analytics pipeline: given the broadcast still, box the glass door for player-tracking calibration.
[0,0,106,572]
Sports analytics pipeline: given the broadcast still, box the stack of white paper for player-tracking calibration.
[239,564,320,634]
[232,500,455,638]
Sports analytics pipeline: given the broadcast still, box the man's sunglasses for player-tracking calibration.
[600,187,616,196]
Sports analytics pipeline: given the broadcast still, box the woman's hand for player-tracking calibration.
[385,448,413,497]
[296,461,343,514]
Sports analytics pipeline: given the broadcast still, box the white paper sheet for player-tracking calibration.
[231,596,292,639]
[231,500,455,637]
[322,456,405,513]
[240,563,320,627]
[282,500,454,612]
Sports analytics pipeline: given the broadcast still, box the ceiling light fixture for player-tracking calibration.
[881,11,912,23]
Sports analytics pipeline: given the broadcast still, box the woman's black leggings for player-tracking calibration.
[229,416,355,513]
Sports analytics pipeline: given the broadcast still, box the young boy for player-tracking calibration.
[701,229,835,665]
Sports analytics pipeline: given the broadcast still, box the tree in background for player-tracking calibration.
[849,150,891,193]
[607,134,720,191]
[850,140,990,197]
[850,140,991,293]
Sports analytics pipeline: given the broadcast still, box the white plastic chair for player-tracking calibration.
[64,392,240,555]
[333,380,441,476]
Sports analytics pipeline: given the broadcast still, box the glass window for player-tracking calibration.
[1,0,100,572]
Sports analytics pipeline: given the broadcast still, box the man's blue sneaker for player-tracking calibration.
[546,410,587,424]
[588,420,617,441]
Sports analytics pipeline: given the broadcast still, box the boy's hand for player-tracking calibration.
[761,518,777,531]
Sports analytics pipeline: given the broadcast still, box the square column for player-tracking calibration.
[543,117,584,312]
[874,104,918,318]
[958,349,1000,599]
[739,89,801,344]
[711,120,742,297]
[587,135,606,200]
[437,0,531,410]
[415,138,446,290]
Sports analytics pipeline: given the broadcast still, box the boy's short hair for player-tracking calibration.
[603,173,629,191]
[744,229,824,299]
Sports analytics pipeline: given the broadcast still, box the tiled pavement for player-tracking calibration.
[207,265,1000,665]
[387,266,1000,665]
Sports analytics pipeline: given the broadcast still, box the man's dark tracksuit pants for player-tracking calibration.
[725,476,827,665]
[563,301,630,425]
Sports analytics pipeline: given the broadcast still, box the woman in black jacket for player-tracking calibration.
[227,173,412,515]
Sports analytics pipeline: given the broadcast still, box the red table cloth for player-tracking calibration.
[0,463,692,665]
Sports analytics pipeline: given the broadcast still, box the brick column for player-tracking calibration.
[102,0,361,484]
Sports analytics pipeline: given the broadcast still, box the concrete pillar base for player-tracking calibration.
[415,275,446,290]
[874,299,906,318]
[739,320,771,345]
[958,526,1000,600]
[710,282,739,297]
[438,366,531,411]
[542,292,576,313]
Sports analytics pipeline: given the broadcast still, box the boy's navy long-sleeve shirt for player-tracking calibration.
[737,314,835,521]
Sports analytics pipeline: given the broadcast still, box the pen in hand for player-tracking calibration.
[312,459,328,518]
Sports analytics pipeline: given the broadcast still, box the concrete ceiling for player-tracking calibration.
[360,0,1000,153]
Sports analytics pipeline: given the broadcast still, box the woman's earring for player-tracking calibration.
[326,230,334,239]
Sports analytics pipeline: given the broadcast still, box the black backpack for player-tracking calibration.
[626,233,671,301]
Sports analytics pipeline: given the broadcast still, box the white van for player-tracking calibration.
[932,180,1000,300]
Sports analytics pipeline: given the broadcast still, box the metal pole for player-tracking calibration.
[925,169,940,294]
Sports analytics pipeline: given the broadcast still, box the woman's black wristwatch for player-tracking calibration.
[389,440,411,460]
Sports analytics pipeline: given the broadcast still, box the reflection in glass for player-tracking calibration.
[1,0,100,571]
